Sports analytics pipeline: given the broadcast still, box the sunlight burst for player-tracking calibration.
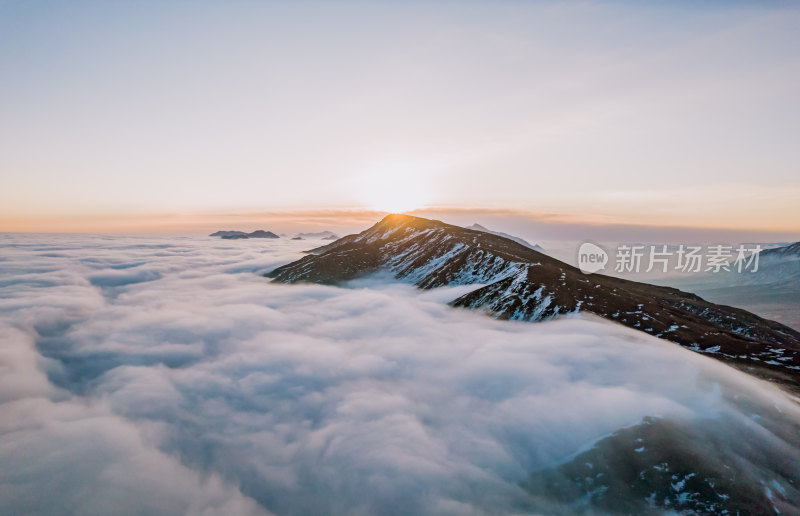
[356,163,433,213]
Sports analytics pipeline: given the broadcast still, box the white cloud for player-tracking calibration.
[1,234,798,514]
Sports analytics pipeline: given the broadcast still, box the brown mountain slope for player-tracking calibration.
[267,214,800,388]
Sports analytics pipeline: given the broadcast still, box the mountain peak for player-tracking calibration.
[376,213,443,230]
[378,213,412,224]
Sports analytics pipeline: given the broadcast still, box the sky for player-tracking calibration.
[1,1,799,237]
[1,233,799,514]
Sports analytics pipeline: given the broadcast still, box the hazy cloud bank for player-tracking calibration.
[1,234,798,515]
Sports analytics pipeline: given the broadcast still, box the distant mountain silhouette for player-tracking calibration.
[465,223,546,254]
[294,231,340,240]
[210,230,279,239]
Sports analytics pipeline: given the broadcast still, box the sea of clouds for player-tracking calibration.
[1,234,799,515]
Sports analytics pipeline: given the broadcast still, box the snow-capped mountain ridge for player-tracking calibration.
[761,240,800,260]
[268,214,800,389]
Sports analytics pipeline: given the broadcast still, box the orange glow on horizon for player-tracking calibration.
[1,203,798,238]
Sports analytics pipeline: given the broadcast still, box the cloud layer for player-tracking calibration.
[1,233,798,515]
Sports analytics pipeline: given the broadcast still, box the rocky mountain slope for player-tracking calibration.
[521,413,800,514]
[267,214,800,388]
